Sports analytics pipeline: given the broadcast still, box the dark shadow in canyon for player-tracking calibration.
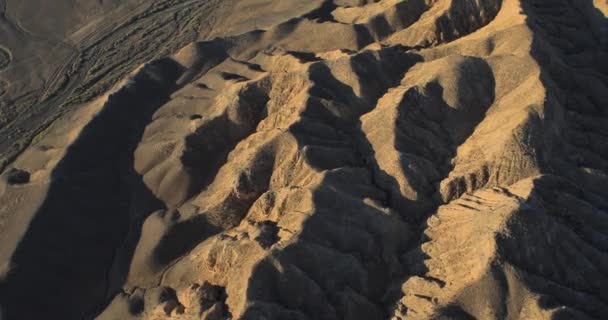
[0,58,184,320]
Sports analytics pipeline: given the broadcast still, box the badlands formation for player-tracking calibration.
[0,0,607,319]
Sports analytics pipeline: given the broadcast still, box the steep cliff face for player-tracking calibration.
[0,0,606,319]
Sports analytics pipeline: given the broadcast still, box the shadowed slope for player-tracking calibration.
[1,0,607,319]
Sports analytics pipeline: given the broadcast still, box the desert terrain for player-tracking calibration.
[0,0,607,319]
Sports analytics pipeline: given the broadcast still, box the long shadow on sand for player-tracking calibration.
[0,59,184,320]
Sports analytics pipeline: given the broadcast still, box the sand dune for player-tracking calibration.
[0,0,607,319]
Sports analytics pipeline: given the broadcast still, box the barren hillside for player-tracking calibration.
[0,0,607,319]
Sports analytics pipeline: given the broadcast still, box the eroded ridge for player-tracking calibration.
[0,0,606,319]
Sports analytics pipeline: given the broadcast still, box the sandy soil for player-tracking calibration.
[0,0,607,319]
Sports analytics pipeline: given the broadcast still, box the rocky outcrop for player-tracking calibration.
[0,0,606,319]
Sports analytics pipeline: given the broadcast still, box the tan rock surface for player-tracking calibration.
[0,0,606,319]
